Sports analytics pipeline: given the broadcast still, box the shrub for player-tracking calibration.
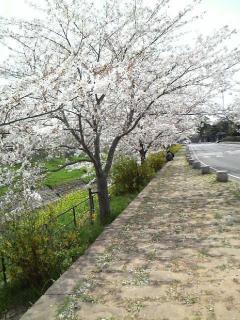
[1,215,63,285]
[0,190,137,317]
[222,136,240,142]
[111,156,155,195]
[111,156,139,194]
[0,189,93,286]
[147,151,166,172]
[137,160,155,185]
[168,144,181,154]
[0,212,86,286]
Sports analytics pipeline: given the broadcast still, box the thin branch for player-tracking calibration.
[0,105,63,127]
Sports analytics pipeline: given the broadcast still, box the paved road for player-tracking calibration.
[189,143,240,180]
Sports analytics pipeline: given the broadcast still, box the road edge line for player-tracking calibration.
[188,145,240,182]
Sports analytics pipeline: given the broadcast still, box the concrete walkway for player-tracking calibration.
[21,154,240,320]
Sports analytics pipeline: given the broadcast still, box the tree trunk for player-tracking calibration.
[96,173,111,224]
[139,149,147,165]
[139,140,147,165]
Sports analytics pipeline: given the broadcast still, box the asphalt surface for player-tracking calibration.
[189,143,240,180]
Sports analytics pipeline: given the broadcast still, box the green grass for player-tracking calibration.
[234,190,240,199]
[169,144,182,154]
[42,156,95,188]
[0,186,8,197]
[0,282,40,318]
[44,167,88,188]
[0,156,95,195]
[37,188,88,218]
[109,193,137,221]
[0,189,137,318]
[42,157,68,170]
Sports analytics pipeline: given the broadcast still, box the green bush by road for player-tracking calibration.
[111,151,166,195]
[222,136,240,142]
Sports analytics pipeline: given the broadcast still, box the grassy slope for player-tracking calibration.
[0,191,137,317]
[42,157,94,188]
[0,148,183,315]
[44,168,87,188]
[0,157,95,196]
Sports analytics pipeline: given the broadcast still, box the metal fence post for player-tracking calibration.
[1,254,7,285]
[88,188,95,224]
[72,206,77,227]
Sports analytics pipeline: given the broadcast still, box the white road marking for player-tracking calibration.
[189,145,240,182]
[225,150,240,154]
[229,174,240,180]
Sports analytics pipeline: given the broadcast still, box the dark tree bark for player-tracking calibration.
[96,172,111,224]
[139,149,147,165]
[139,140,147,165]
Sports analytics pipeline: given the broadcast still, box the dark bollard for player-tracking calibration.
[192,161,201,169]
[216,171,228,182]
[201,165,210,174]
[189,158,194,165]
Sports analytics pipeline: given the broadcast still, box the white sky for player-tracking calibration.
[0,0,240,105]
[1,0,239,55]
[1,0,240,28]
[1,0,239,53]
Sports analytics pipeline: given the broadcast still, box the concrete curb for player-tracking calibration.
[187,146,239,182]
[219,142,240,145]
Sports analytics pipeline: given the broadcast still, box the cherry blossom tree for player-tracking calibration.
[0,0,239,222]
[215,90,240,123]
[121,90,207,162]
[122,115,194,164]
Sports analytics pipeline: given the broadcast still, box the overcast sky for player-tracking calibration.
[1,0,240,27]
[1,0,239,48]
[1,0,239,105]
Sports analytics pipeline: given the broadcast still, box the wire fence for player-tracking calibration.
[0,188,98,285]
